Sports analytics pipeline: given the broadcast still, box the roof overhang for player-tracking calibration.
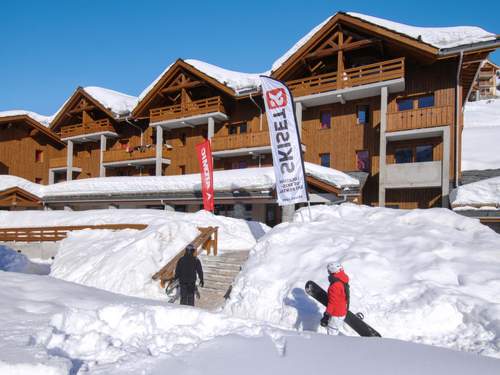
[150,112,228,130]
[61,131,119,143]
[0,116,64,146]
[212,146,271,158]
[103,158,171,168]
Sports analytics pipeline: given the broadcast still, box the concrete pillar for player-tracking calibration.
[66,139,74,181]
[378,87,388,207]
[281,204,295,223]
[295,101,303,138]
[48,169,55,185]
[155,125,163,176]
[442,127,451,208]
[99,134,107,178]
[208,116,215,140]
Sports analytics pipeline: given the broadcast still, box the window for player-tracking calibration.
[35,150,43,163]
[232,160,248,169]
[395,148,413,164]
[239,123,248,134]
[179,165,186,175]
[356,150,370,172]
[357,105,370,125]
[397,98,413,111]
[415,145,433,162]
[320,153,330,168]
[35,177,42,184]
[228,123,248,135]
[228,126,237,135]
[418,95,435,108]
[320,111,331,129]
[180,133,186,146]
[202,129,208,140]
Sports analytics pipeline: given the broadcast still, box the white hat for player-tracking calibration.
[327,262,343,274]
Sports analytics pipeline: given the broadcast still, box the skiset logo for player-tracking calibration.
[265,88,288,109]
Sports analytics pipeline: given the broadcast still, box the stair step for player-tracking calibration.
[201,262,243,270]
[204,275,235,284]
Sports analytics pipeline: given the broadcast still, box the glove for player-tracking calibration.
[199,280,204,288]
[320,312,330,327]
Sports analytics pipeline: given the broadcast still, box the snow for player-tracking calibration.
[0,109,53,127]
[83,86,137,117]
[0,162,358,199]
[450,176,500,209]
[0,174,44,196]
[462,98,500,171]
[225,203,500,358]
[0,209,268,299]
[138,59,266,104]
[0,272,499,374]
[271,12,497,72]
[0,245,50,275]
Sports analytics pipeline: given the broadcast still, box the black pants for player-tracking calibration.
[180,282,195,306]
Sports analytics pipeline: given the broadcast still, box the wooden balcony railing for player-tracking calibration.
[103,146,170,163]
[49,157,79,169]
[150,96,225,123]
[387,105,454,132]
[60,118,115,139]
[287,58,405,97]
[211,132,270,152]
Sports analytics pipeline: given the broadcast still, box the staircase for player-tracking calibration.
[197,250,250,310]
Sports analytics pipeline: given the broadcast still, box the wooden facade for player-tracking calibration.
[0,12,498,216]
[0,115,65,184]
[470,60,499,100]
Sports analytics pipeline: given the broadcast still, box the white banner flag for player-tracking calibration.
[260,76,308,206]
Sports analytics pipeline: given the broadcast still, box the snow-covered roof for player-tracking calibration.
[0,110,53,127]
[138,59,266,104]
[0,163,359,200]
[83,86,137,117]
[451,176,500,209]
[271,12,497,72]
[462,98,500,171]
[0,175,44,197]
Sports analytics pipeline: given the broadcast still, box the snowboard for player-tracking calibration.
[305,280,381,337]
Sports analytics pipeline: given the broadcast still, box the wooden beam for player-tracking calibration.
[337,31,344,89]
[160,80,204,94]
[306,38,379,60]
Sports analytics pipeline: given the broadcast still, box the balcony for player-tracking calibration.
[150,96,228,128]
[212,132,270,152]
[287,58,405,106]
[387,105,454,132]
[49,157,78,169]
[385,161,442,189]
[60,119,118,141]
[102,147,170,168]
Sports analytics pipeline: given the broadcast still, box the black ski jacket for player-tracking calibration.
[174,253,204,285]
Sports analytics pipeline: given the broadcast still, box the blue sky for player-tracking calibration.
[1,0,498,115]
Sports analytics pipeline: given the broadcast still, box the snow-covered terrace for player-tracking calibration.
[0,162,360,202]
[451,176,500,211]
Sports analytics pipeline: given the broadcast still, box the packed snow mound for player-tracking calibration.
[30,209,269,299]
[83,86,137,116]
[272,12,496,72]
[0,109,53,127]
[0,245,50,275]
[463,99,500,171]
[225,203,500,358]
[451,176,500,209]
[0,174,44,196]
[3,272,498,374]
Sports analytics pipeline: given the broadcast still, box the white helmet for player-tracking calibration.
[327,262,343,274]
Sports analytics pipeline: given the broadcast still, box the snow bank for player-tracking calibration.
[451,176,500,209]
[83,86,137,117]
[1,272,499,374]
[0,174,44,196]
[463,99,500,171]
[0,109,53,127]
[272,12,496,72]
[225,203,500,358]
[0,209,268,299]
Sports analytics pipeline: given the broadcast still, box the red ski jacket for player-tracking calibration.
[326,270,349,317]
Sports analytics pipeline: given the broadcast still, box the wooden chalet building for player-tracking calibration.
[0,111,65,185]
[0,11,499,220]
[470,60,499,100]
[48,86,158,182]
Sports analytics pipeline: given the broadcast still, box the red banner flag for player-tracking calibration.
[196,140,215,212]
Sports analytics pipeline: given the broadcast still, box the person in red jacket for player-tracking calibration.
[320,262,349,335]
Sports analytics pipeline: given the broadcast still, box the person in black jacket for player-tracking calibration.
[174,244,204,306]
